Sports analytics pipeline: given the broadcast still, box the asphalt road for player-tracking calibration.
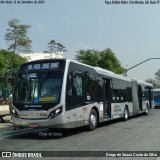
[1,109,160,160]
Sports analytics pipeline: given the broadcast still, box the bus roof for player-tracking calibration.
[19,59,152,85]
[137,79,153,87]
[67,59,132,82]
[94,67,132,82]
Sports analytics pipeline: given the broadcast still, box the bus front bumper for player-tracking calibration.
[11,115,69,129]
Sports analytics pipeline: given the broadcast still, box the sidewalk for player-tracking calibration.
[0,115,14,133]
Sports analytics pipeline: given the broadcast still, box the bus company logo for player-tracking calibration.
[2,152,11,157]
[24,105,42,108]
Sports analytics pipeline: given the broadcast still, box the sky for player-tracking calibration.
[0,0,160,81]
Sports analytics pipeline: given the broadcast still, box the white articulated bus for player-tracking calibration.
[10,59,152,130]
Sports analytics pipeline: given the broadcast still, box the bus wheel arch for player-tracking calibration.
[88,107,99,131]
[123,105,129,121]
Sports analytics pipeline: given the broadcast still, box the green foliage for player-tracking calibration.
[5,18,32,53]
[0,49,27,76]
[76,49,99,66]
[44,39,67,53]
[75,48,125,74]
[155,69,160,87]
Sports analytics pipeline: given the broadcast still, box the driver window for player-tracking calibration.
[66,75,83,96]
[73,76,83,96]
[66,74,84,110]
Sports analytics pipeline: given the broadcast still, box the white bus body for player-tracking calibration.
[11,59,153,130]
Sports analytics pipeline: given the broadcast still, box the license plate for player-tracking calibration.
[29,123,38,128]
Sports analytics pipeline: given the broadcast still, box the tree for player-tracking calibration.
[155,69,160,87]
[47,40,56,54]
[5,18,32,53]
[98,48,125,74]
[75,48,125,74]
[44,40,67,58]
[56,42,67,52]
[0,50,27,76]
[75,49,99,66]
[145,78,157,88]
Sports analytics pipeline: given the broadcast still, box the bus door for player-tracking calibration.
[103,79,111,118]
[66,72,85,128]
[138,85,143,111]
[131,80,139,115]
[148,87,152,109]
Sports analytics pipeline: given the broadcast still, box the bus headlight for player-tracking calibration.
[11,108,19,118]
[48,107,62,119]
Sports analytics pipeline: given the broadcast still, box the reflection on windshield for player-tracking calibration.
[14,71,63,103]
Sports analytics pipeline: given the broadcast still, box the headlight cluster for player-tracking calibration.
[11,108,19,118]
[48,107,62,119]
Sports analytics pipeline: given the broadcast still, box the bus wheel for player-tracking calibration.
[124,107,129,121]
[88,109,97,131]
[145,104,149,115]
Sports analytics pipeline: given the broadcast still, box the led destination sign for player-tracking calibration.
[28,62,59,70]
[20,61,65,71]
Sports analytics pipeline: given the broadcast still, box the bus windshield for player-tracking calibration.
[14,71,63,104]
[154,91,160,101]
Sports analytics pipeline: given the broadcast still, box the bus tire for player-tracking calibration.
[88,109,98,131]
[124,107,129,121]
